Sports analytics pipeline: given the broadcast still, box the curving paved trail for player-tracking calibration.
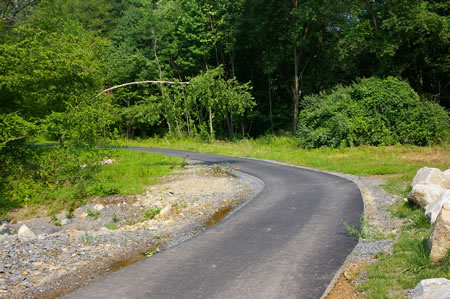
[66,148,363,299]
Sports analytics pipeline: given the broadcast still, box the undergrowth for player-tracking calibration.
[0,147,183,219]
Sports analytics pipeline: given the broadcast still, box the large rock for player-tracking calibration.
[425,190,450,224]
[411,278,450,299]
[408,184,446,208]
[18,224,36,242]
[444,169,450,181]
[412,167,450,189]
[428,199,450,263]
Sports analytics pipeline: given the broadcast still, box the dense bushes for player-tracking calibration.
[297,77,449,148]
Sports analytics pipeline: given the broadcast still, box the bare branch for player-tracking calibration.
[1,135,26,146]
[94,80,192,99]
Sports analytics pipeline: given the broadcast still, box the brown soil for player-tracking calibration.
[325,264,364,299]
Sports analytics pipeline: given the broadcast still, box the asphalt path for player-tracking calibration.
[66,147,363,299]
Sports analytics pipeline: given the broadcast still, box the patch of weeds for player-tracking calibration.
[112,213,120,223]
[388,201,431,230]
[141,208,161,222]
[50,214,61,227]
[358,231,449,298]
[142,247,160,257]
[81,231,95,244]
[341,213,368,240]
[381,180,411,198]
[87,208,100,220]
[211,165,231,176]
[65,208,74,219]
[105,223,118,230]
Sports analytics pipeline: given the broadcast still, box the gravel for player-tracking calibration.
[0,163,259,298]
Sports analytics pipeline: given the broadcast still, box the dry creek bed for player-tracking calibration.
[0,162,259,298]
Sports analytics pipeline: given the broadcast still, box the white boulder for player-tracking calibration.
[408,184,446,208]
[18,225,36,242]
[425,190,450,224]
[412,167,449,189]
[428,199,450,264]
[411,278,450,299]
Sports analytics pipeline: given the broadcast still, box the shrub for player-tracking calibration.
[297,77,449,148]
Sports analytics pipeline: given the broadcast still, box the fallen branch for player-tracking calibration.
[0,135,26,146]
[94,80,192,99]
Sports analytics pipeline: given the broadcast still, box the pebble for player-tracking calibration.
[0,164,255,298]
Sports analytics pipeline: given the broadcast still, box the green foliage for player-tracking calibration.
[142,208,161,222]
[297,77,449,148]
[87,208,100,219]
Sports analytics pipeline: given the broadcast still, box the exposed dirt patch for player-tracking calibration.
[0,162,257,298]
[399,148,450,164]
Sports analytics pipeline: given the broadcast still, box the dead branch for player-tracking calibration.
[94,80,192,99]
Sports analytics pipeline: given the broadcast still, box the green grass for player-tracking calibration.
[88,149,182,196]
[359,201,449,298]
[1,147,183,219]
[120,136,449,197]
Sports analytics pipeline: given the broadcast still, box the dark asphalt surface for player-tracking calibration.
[66,147,363,299]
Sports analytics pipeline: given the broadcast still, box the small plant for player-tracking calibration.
[81,231,95,244]
[142,208,161,221]
[50,214,61,227]
[105,223,118,230]
[112,213,120,223]
[65,208,74,219]
[341,214,367,240]
[142,247,160,257]
[87,208,100,220]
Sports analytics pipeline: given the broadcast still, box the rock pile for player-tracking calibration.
[408,167,450,297]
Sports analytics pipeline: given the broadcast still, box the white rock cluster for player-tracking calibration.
[408,168,450,298]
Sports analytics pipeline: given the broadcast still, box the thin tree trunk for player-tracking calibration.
[365,0,379,34]
[269,73,273,135]
[209,106,214,138]
[153,36,163,80]
[292,0,300,135]
[293,47,300,135]
[226,110,231,139]
[230,106,234,138]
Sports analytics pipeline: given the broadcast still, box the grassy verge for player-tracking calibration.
[359,201,449,298]
[120,136,450,297]
[121,136,449,197]
[0,147,183,219]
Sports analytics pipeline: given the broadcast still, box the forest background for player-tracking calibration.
[0,0,449,215]
[0,1,449,296]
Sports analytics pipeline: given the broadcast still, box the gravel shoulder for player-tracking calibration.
[0,161,259,298]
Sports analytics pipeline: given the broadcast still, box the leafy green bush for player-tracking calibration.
[297,77,449,148]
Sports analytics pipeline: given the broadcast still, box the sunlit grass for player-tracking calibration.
[121,136,449,197]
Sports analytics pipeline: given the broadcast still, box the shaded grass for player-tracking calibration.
[121,136,449,197]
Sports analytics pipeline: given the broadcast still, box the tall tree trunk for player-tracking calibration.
[292,0,300,135]
[293,47,300,135]
[269,73,273,135]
